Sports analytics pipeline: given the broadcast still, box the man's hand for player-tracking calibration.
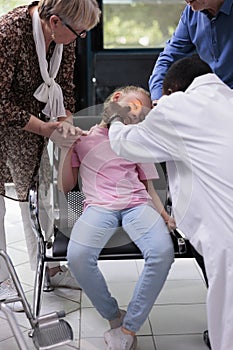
[104,101,151,126]
[103,101,130,125]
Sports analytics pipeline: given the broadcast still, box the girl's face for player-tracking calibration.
[117,92,152,125]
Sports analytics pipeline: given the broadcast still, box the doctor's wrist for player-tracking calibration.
[108,113,124,125]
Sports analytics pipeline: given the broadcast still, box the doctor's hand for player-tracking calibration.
[104,101,150,126]
[103,101,131,125]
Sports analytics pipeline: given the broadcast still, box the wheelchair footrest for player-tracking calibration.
[32,312,73,349]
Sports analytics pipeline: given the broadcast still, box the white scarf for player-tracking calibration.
[32,9,66,120]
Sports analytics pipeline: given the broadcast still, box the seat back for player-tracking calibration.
[53,114,167,260]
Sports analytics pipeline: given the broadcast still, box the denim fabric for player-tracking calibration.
[67,204,174,332]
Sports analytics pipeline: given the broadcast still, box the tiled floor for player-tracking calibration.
[0,197,208,350]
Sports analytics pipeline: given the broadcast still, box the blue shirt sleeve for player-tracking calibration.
[149,6,195,100]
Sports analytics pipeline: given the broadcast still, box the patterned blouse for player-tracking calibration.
[0,2,76,200]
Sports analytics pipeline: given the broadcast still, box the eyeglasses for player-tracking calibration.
[55,15,87,39]
[64,22,87,39]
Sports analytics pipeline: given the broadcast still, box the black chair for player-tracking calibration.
[31,114,193,319]
[52,174,192,261]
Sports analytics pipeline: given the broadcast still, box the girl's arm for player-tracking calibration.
[146,179,176,231]
[57,146,78,193]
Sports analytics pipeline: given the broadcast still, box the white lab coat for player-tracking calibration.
[109,73,233,350]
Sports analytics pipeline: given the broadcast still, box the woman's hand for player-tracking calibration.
[23,115,86,147]
[23,116,60,137]
[39,121,60,137]
[57,120,83,137]
[50,121,86,149]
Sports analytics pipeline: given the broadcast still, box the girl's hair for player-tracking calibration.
[102,85,150,123]
[38,0,101,30]
[103,85,150,110]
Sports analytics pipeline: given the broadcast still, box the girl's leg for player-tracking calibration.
[67,206,121,321]
[122,204,174,333]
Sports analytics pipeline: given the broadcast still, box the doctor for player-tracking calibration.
[108,55,233,350]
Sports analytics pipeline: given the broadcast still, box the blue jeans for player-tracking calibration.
[67,204,174,333]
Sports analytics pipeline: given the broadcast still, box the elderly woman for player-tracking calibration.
[0,0,101,310]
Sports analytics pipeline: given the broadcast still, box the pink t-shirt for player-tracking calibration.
[72,125,159,210]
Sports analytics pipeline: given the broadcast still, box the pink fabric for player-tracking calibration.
[72,125,159,210]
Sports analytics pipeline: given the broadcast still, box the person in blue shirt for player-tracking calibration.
[149,0,233,104]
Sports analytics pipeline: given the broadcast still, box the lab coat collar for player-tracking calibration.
[185,73,225,93]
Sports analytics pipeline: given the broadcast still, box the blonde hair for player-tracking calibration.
[102,85,150,124]
[38,0,101,30]
[103,85,150,110]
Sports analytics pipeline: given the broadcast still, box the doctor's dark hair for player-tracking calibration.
[162,55,213,95]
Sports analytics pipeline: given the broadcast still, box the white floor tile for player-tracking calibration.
[14,263,35,288]
[149,304,207,335]
[53,287,82,303]
[0,331,34,350]
[80,307,108,338]
[7,246,29,266]
[98,260,139,282]
[81,281,137,309]
[80,337,106,350]
[156,279,207,305]
[136,258,202,282]
[167,258,203,280]
[0,302,35,329]
[0,316,25,342]
[39,290,81,315]
[137,335,156,350]
[137,319,152,336]
[5,226,25,245]
[107,281,136,306]
[155,334,208,350]
[7,240,28,254]
[80,292,93,308]
[5,199,25,245]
